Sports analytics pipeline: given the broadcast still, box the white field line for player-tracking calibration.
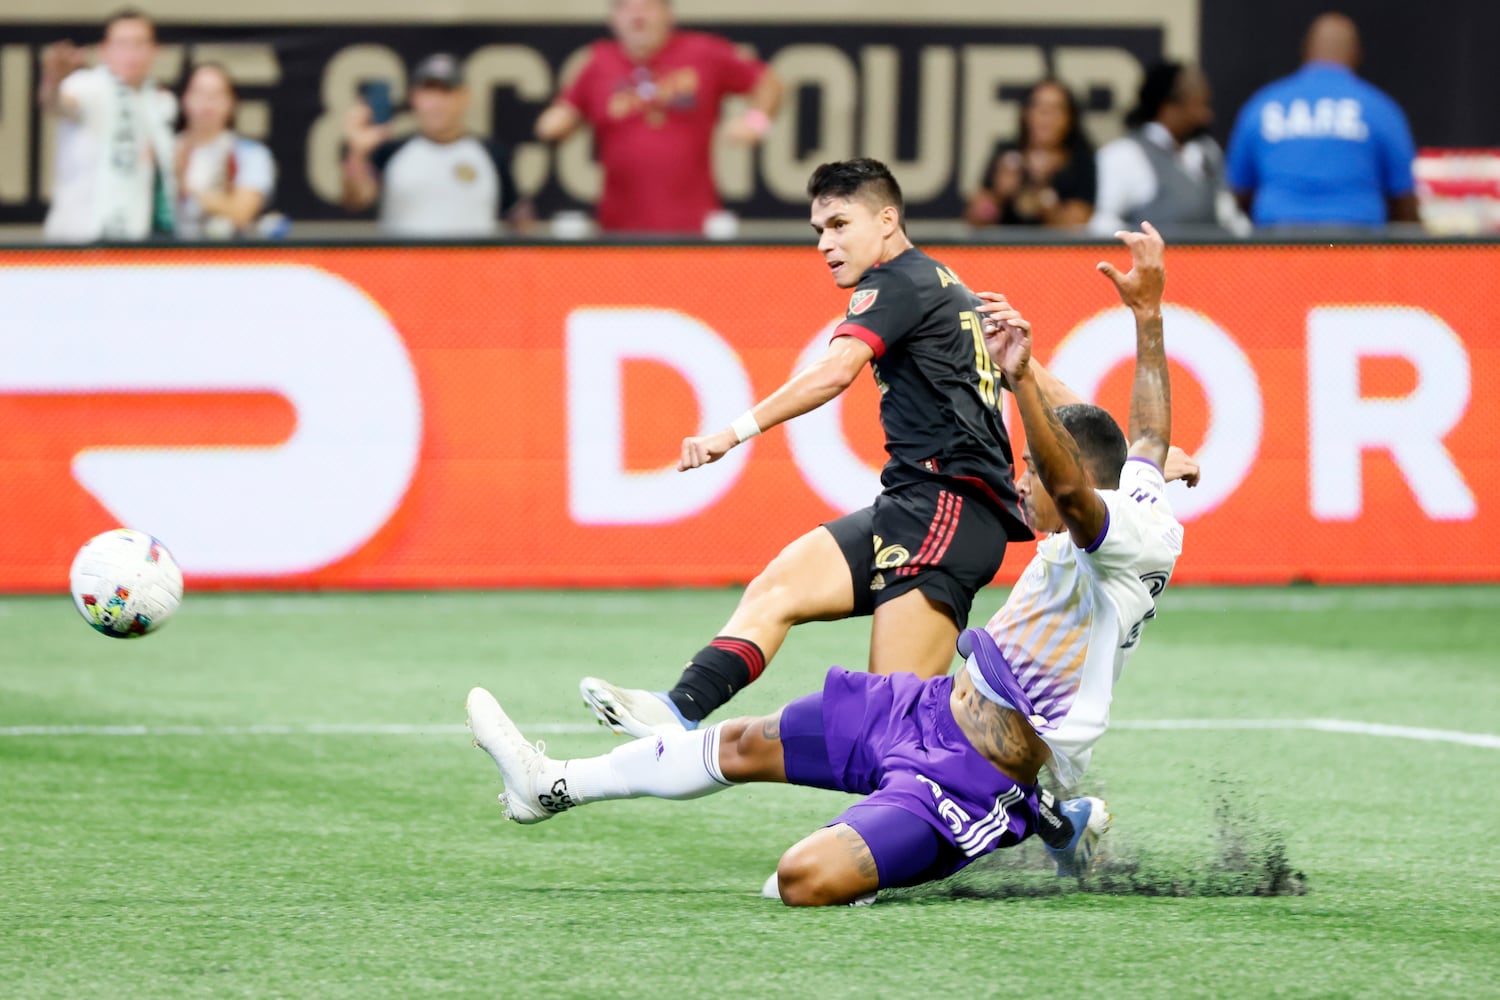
[0,718,1496,750]
[1157,589,1500,613]
[1114,718,1500,749]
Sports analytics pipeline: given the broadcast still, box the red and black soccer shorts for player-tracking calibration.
[824,480,1008,628]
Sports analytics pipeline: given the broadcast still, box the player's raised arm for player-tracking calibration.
[977,284,1198,487]
[678,335,874,471]
[973,292,1090,406]
[1098,221,1170,470]
[985,307,1107,548]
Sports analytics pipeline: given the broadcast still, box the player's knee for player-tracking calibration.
[775,844,853,908]
[740,560,797,617]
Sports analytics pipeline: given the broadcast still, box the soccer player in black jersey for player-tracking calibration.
[580,158,1039,738]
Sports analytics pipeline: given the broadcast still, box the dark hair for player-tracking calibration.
[103,7,155,36]
[1126,61,1186,129]
[807,158,905,227]
[178,62,238,130]
[1019,78,1092,158]
[1055,404,1128,489]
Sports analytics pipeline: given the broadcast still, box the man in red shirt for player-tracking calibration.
[535,0,782,233]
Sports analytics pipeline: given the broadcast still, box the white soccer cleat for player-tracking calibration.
[760,871,875,907]
[579,676,693,738]
[465,686,571,824]
[761,872,781,900]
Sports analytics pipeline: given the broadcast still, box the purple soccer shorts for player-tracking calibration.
[780,667,1040,888]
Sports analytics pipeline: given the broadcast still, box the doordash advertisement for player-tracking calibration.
[2,243,1496,589]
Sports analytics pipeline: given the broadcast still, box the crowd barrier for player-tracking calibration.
[2,241,1496,591]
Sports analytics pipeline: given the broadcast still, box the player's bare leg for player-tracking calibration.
[582,525,854,736]
[470,687,794,819]
[867,587,960,678]
[469,698,887,907]
[719,524,857,658]
[774,824,882,907]
[713,712,790,782]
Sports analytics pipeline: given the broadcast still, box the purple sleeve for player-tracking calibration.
[1083,501,1111,553]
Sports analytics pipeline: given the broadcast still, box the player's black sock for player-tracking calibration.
[666,637,767,722]
[1035,789,1076,849]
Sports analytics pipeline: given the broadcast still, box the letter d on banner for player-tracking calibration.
[567,309,753,525]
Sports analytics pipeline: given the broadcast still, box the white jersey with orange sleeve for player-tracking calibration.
[965,457,1184,786]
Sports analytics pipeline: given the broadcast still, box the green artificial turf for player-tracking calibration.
[2,588,1497,998]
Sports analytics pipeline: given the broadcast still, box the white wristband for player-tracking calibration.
[730,411,762,444]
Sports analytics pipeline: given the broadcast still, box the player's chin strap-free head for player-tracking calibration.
[957,628,1054,733]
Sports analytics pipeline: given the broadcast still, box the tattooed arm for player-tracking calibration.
[950,670,1050,784]
[985,310,1106,548]
[1099,222,1171,469]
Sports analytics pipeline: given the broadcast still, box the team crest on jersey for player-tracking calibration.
[847,289,878,316]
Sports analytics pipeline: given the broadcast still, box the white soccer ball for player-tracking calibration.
[69,529,184,639]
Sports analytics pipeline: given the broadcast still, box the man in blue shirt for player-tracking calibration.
[1226,13,1418,228]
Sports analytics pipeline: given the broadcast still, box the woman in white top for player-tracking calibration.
[174,63,277,239]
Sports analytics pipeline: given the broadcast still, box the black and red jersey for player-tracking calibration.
[834,247,1031,540]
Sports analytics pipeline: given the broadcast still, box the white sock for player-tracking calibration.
[562,724,734,804]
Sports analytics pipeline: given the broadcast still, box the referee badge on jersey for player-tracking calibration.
[454,162,477,184]
[848,288,878,316]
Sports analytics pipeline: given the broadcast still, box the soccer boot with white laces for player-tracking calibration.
[466,686,572,824]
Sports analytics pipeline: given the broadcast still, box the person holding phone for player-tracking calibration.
[341,52,530,237]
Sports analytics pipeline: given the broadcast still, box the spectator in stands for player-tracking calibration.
[534,0,783,234]
[964,79,1095,228]
[1226,13,1418,229]
[174,63,277,239]
[342,53,528,238]
[1091,62,1247,237]
[38,8,177,243]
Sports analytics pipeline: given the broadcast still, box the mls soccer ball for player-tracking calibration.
[69,529,184,639]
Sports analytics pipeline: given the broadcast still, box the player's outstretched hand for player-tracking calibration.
[1098,220,1165,316]
[678,430,738,472]
[977,297,1032,385]
[974,290,1027,330]
[975,291,1033,385]
[1164,445,1200,488]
